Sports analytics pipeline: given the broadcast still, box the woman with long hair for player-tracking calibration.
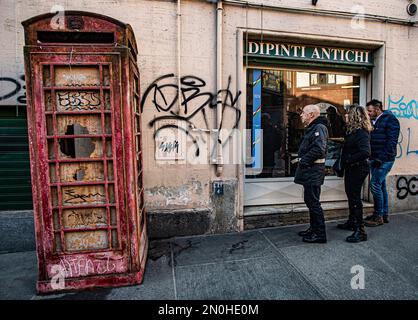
[337,104,372,242]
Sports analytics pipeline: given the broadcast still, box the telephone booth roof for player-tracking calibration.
[22,11,137,55]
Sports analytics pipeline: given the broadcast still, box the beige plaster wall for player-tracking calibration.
[1,0,417,212]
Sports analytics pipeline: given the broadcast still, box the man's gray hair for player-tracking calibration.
[304,104,321,117]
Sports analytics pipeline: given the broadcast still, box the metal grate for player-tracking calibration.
[42,63,120,253]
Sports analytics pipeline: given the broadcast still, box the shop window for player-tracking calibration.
[286,71,292,89]
[310,73,318,86]
[296,72,310,88]
[336,75,353,85]
[318,73,327,85]
[327,74,336,84]
[246,68,360,179]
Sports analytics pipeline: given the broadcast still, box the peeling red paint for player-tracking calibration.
[22,11,146,294]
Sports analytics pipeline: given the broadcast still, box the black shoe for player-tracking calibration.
[337,220,356,231]
[346,225,367,243]
[302,232,327,243]
[383,215,389,223]
[298,227,313,237]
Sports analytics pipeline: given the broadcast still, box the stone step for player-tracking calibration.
[244,201,374,230]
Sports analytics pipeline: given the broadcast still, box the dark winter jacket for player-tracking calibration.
[370,110,400,162]
[294,116,329,186]
[341,128,371,168]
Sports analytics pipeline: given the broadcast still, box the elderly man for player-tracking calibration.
[294,104,329,243]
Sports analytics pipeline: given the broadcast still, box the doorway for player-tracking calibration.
[244,67,365,206]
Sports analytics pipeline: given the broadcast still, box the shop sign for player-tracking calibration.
[246,41,373,67]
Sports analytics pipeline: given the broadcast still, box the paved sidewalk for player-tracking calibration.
[1,211,417,300]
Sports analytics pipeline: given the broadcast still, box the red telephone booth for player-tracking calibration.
[22,11,147,293]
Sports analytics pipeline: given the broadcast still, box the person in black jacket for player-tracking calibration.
[295,104,329,243]
[336,104,372,242]
[364,99,400,226]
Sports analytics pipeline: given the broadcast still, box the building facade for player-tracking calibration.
[1,0,418,238]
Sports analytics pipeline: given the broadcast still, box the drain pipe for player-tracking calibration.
[177,0,182,114]
[216,0,224,177]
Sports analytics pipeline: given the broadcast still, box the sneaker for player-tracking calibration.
[383,215,389,223]
[364,216,384,227]
[364,214,376,221]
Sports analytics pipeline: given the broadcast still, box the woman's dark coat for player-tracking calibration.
[341,128,371,168]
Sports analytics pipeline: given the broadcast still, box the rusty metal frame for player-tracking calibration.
[22,11,146,293]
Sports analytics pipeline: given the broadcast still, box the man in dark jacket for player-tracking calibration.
[294,104,329,243]
[365,99,400,227]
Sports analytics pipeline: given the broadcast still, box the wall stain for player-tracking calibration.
[170,240,196,267]
[145,181,204,207]
[147,239,198,268]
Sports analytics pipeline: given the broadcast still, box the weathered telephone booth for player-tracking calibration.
[22,11,147,293]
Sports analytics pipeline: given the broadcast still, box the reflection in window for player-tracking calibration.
[318,73,327,85]
[336,75,353,84]
[296,72,310,88]
[310,73,318,86]
[246,68,360,179]
[327,74,336,84]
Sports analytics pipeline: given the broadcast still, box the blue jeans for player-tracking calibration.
[370,161,394,216]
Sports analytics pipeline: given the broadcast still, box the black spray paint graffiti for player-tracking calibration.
[140,74,241,158]
[396,176,418,200]
[57,91,101,110]
[0,75,26,104]
[159,140,179,154]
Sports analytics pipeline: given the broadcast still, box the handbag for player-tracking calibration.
[332,148,344,177]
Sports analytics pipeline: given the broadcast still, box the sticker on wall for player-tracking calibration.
[154,118,185,162]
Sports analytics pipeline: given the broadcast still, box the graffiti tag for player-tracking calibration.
[57,91,101,110]
[141,74,241,159]
[396,176,418,200]
[388,96,418,120]
[159,140,179,154]
[56,256,119,278]
[63,188,106,204]
[0,75,26,104]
